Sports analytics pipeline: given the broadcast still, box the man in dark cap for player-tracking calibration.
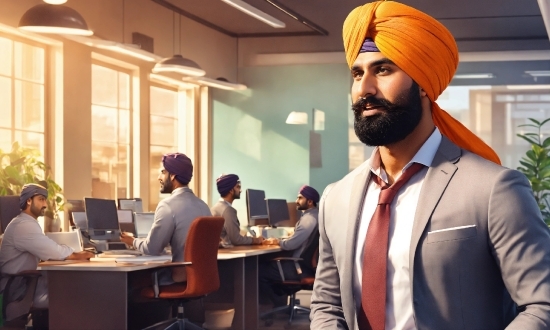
[120,153,211,283]
[0,184,94,309]
[259,185,320,307]
[211,174,264,246]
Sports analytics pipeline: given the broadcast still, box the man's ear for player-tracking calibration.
[419,87,428,98]
[170,174,176,182]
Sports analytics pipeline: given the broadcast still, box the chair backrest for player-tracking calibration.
[0,196,20,233]
[176,216,224,297]
[300,226,320,273]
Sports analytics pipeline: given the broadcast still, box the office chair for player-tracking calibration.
[1,270,42,328]
[0,195,21,233]
[260,229,320,327]
[141,216,225,330]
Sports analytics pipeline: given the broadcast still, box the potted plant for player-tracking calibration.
[0,142,65,231]
[516,118,550,225]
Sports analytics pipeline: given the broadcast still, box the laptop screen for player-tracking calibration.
[117,209,133,224]
[134,212,155,238]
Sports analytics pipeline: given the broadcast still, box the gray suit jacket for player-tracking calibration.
[211,200,253,246]
[310,136,550,330]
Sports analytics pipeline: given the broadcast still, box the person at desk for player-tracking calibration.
[259,185,320,306]
[0,184,93,309]
[120,153,211,284]
[211,174,264,246]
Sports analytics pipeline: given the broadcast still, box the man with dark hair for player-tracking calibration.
[0,184,93,309]
[211,174,264,246]
[310,2,550,329]
[120,153,211,283]
[259,185,320,307]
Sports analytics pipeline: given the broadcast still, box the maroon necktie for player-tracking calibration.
[358,162,425,330]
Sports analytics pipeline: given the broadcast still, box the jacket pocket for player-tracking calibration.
[426,225,477,244]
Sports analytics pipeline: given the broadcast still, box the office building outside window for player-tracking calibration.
[0,34,46,157]
[91,63,131,200]
[149,85,186,211]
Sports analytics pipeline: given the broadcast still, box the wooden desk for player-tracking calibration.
[39,246,281,330]
[215,245,282,330]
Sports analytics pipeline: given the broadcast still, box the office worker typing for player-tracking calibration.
[260,185,320,306]
[120,153,211,284]
[0,184,93,308]
[211,174,264,246]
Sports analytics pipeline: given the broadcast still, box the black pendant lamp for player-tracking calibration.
[19,3,93,36]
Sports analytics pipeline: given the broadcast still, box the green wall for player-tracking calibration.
[211,64,350,223]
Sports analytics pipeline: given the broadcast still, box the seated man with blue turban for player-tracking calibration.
[120,153,211,284]
[211,174,264,246]
[259,185,320,307]
[0,184,94,309]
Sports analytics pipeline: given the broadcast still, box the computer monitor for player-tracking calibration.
[0,196,20,233]
[72,211,88,230]
[246,189,269,226]
[84,197,120,240]
[134,212,155,238]
[117,209,135,235]
[266,199,290,228]
[66,199,85,227]
[118,198,144,213]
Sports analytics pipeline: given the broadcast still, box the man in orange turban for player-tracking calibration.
[310,2,550,330]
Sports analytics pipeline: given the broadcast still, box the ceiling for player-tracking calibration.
[151,0,550,85]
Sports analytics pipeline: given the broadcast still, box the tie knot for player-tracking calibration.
[374,163,425,205]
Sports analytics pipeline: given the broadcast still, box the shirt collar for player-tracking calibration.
[368,127,442,180]
[219,198,232,207]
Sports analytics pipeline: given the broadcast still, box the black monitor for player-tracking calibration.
[0,196,20,233]
[84,197,120,240]
[246,189,269,226]
[266,199,290,228]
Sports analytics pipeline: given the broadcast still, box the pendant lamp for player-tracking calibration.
[19,3,93,36]
[153,12,205,77]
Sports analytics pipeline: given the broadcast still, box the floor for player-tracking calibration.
[257,309,310,330]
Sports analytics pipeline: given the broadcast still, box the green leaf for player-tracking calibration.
[518,134,540,146]
[518,124,539,129]
[540,118,550,127]
[529,118,542,126]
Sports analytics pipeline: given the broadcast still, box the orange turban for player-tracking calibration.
[343,1,501,165]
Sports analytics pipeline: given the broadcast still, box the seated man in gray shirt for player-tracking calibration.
[0,184,94,308]
[120,153,211,284]
[259,185,320,307]
[211,174,264,246]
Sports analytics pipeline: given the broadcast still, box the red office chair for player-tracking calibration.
[261,230,319,327]
[141,216,224,330]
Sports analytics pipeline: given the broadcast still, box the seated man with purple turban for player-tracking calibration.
[211,174,264,246]
[259,185,320,307]
[120,153,211,284]
[0,184,94,309]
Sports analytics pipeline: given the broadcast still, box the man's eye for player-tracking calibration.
[376,66,390,74]
[352,71,363,79]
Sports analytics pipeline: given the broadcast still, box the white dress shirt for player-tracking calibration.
[353,128,441,330]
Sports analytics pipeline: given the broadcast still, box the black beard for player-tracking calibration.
[352,82,422,146]
[297,202,308,211]
[160,177,174,194]
[233,190,241,200]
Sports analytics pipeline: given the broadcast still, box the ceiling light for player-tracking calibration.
[153,55,205,77]
[525,70,550,77]
[183,77,247,90]
[286,111,308,125]
[19,4,93,36]
[63,35,161,62]
[220,0,285,28]
[453,73,494,79]
[43,0,67,4]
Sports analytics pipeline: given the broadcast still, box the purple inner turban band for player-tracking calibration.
[217,174,240,196]
[162,153,193,185]
[299,185,320,204]
[360,38,380,53]
[20,183,48,209]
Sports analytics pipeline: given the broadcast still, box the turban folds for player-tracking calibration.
[343,1,500,165]
[299,185,320,204]
[162,153,193,184]
[217,174,240,196]
[20,183,48,209]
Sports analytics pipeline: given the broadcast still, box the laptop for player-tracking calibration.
[117,209,136,235]
[46,231,83,252]
[72,211,88,230]
[134,212,155,238]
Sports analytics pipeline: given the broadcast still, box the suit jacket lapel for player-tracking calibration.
[343,163,372,326]
[409,136,460,289]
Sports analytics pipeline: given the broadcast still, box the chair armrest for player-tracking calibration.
[274,259,303,281]
[11,270,41,278]
[272,257,303,262]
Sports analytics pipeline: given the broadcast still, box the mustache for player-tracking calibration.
[351,96,395,116]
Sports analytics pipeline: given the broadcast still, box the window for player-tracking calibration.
[149,84,186,211]
[91,63,131,200]
[0,35,46,156]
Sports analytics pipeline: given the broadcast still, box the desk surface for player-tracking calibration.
[217,245,281,259]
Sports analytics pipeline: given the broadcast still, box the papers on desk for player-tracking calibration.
[90,255,172,264]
